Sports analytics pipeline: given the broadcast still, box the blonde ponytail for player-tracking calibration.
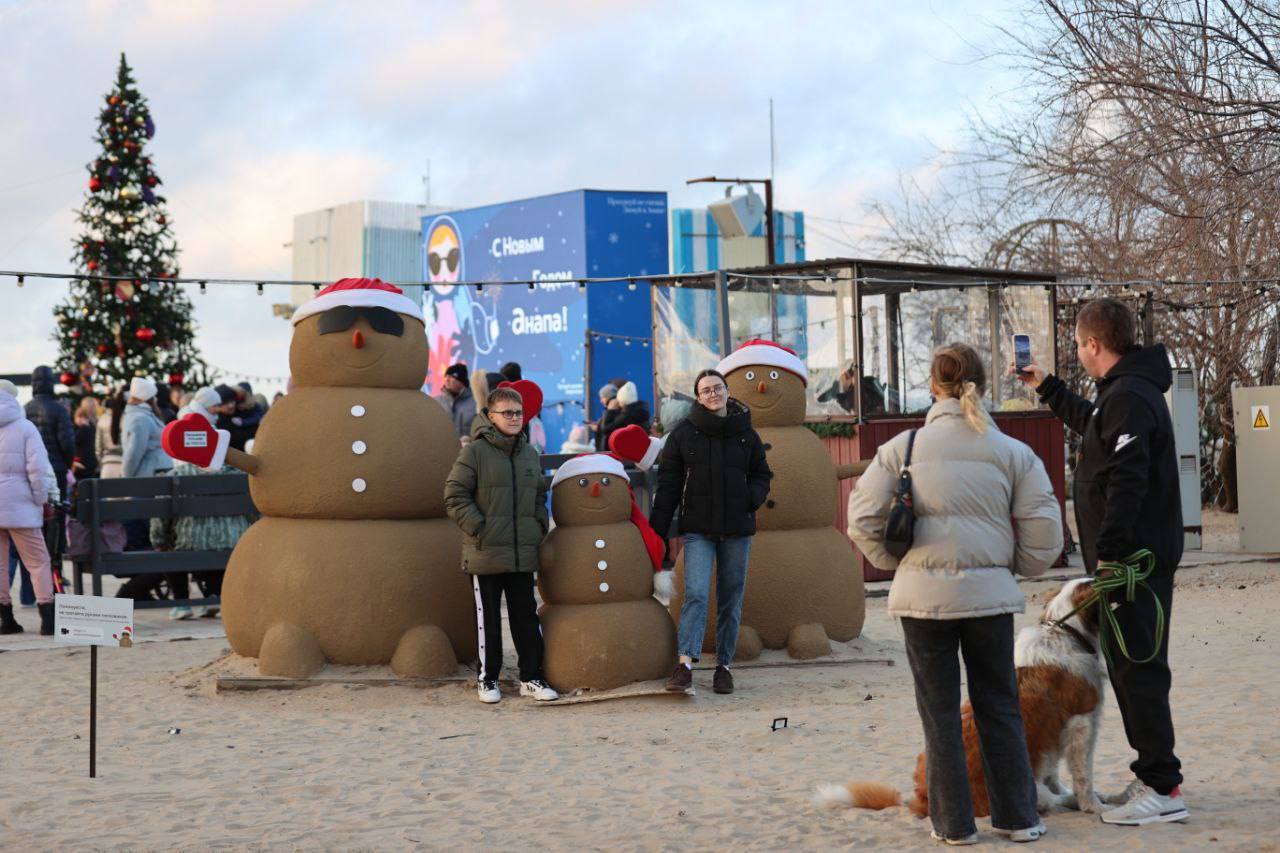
[959,380,988,433]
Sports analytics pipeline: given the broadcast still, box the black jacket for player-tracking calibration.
[24,366,75,480]
[599,400,651,450]
[649,399,772,539]
[1037,344,1183,573]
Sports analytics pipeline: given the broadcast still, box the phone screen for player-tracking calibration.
[1013,334,1032,372]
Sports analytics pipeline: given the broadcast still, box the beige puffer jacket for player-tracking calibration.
[847,398,1063,620]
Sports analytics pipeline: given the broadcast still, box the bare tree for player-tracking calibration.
[870,0,1280,508]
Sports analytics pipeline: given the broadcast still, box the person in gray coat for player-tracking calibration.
[848,343,1063,845]
[435,363,476,442]
[121,377,173,479]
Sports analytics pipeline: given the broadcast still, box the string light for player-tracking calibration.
[256,282,264,296]
[16,275,23,287]
[198,280,207,294]
[627,279,636,291]
[577,280,587,292]
[527,282,536,292]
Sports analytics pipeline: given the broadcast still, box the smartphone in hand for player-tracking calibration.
[1013,333,1033,374]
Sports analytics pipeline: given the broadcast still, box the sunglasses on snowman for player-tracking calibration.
[317,305,405,337]
[428,248,460,275]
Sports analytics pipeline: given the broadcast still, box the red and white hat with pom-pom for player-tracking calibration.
[716,338,808,385]
[291,278,420,325]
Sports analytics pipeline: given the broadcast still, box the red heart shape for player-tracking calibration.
[498,379,543,421]
[162,413,218,468]
[608,424,651,462]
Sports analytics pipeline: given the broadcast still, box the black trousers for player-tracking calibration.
[1101,566,1182,793]
[472,572,544,683]
[901,614,1039,839]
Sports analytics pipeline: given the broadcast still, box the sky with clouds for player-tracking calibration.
[0,0,1026,392]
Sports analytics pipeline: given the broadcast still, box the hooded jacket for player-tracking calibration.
[649,398,771,539]
[847,398,1062,619]
[121,402,173,478]
[435,384,477,439]
[24,366,75,481]
[1036,344,1183,573]
[443,418,549,575]
[0,392,54,528]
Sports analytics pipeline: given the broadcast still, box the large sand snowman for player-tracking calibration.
[670,340,866,658]
[537,426,675,691]
[162,278,475,677]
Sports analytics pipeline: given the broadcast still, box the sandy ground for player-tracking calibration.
[2,509,1277,851]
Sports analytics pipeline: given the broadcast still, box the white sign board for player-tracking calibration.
[54,594,135,647]
[1252,405,1271,431]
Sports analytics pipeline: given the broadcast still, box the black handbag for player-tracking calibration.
[883,429,917,559]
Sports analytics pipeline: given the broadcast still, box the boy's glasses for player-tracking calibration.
[492,409,523,419]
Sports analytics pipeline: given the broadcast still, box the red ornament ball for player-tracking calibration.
[108,95,120,106]
[146,175,158,187]
[96,343,111,355]
[70,329,81,340]
[157,215,166,225]
[86,260,98,271]
[167,372,184,385]
[89,176,102,192]
[59,371,76,386]
[135,327,156,343]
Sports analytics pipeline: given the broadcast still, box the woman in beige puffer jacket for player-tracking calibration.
[846,343,1062,844]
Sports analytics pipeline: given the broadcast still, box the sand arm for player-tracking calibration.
[225,447,261,476]
[836,460,871,480]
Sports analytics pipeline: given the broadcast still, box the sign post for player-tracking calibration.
[54,593,135,778]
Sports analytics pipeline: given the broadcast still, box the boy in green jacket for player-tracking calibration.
[444,386,558,704]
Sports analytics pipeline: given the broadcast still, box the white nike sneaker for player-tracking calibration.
[519,679,559,701]
[998,821,1047,842]
[1100,783,1189,825]
[477,680,501,704]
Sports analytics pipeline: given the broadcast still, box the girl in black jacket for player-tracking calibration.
[649,369,771,694]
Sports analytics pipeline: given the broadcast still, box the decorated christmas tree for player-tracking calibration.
[54,53,202,391]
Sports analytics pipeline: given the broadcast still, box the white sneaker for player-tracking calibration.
[1103,777,1144,805]
[1100,783,1189,825]
[520,679,559,701]
[168,606,194,621]
[930,830,979,845]
[477,680,501,704]
[998,821,1047,842]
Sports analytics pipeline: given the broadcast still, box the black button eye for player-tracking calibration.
[577,478,589,487]
[600,476,611,486]
[766,499,776,508]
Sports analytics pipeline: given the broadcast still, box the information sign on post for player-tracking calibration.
[54,593,135,778]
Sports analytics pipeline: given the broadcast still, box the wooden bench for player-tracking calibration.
[72,474,255,609]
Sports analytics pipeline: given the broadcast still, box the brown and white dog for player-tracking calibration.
[816,578,1108,817]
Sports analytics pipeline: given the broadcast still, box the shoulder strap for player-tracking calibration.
[903,429,917,468]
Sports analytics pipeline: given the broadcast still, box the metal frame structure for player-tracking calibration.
[651,258,1059,422]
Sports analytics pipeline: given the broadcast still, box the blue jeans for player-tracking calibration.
[677,533,751,666]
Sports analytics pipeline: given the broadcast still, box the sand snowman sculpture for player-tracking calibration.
[161,278,475,678]
[670,340,868,659]
[537,425,676,692]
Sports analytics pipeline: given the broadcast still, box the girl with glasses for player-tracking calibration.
[649,369,772,695]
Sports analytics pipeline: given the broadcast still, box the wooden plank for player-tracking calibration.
[102,549,234,574]
[534,681,694,706]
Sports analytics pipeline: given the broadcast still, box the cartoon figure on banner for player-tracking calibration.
[423,215,502,393]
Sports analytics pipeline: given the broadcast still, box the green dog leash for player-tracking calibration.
[1052,548,1166,664]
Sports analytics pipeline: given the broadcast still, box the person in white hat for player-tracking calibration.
[121,376,172,479]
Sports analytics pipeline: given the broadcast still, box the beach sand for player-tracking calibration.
[2,509,1277,851]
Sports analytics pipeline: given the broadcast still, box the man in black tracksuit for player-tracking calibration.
[1019,298,1188,825]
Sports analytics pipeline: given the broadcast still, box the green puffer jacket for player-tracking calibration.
[444,419,549,575]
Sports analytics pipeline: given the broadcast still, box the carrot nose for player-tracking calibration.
[352,330,365,349]
[757,380,766,394]
[590,482,601,498]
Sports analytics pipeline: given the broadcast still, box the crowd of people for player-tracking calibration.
[0,369,270,628]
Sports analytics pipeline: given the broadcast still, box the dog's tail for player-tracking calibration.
[813,782,903,811]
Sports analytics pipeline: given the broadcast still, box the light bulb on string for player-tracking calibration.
[16,275,23,288]
[256,283,264,296]
[198,281,207,294]
[627,279,636,291]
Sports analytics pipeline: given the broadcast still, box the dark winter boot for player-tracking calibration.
[0,604,24,635]
[38,602,55,636]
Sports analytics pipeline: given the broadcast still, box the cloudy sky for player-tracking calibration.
[0,0,1024,392]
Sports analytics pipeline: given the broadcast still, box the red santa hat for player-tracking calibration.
[291,278,420,325]
[716,338,808,385]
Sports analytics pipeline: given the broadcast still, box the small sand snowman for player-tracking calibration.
[537,425,676,692]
